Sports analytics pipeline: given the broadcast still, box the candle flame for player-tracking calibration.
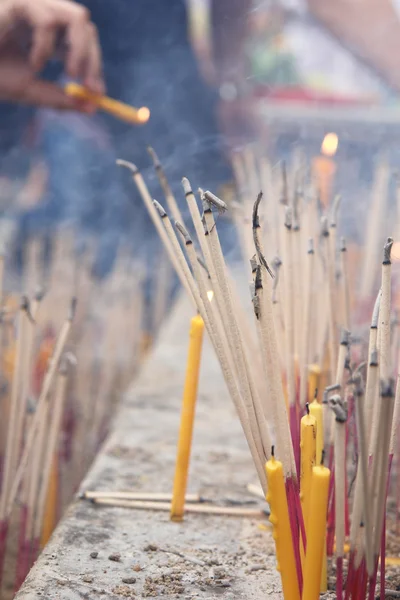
[207,290,214,302]
[391,241,400,262]
[137,107,150,124]
[321,133,338,157]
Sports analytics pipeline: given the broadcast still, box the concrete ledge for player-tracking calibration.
[16,296,282,600]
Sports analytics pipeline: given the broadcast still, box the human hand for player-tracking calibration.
[0,0,104,111]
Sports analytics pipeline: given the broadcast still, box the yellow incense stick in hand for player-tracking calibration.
[64,83,150,125]
[170,314,204,521]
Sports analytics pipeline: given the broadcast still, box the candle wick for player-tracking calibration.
[305,402,310,416]
[271,445,275,458]
[321,449,325,466]
[314,387,318,400]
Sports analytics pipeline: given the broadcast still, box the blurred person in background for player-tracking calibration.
[0,0,253,313]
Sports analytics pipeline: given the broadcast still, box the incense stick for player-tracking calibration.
[147,146,184,225]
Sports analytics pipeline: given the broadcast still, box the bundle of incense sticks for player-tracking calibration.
[119,146,400,599]
[0,225,167,598]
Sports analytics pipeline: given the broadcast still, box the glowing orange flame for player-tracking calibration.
[321,133,338,157]
[391,241,400,262]
[137,107,150,124]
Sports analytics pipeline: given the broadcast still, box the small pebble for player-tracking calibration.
[132,564,142,572]
[109,553,121,562]
[122,577,136,584]
[143,544,158,552]
[90,551,98,559]
[82,575,94,584]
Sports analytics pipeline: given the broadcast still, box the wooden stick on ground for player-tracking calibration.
[89,497,267,519]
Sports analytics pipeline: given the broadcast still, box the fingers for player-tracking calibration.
[30,24,56,72]
[23,79,96,113]
[11,0,105,94]
[84,23,104,95]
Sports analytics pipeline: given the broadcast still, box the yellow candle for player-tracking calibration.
[266,452,301,600]
[309,398,327,591]
[64,83,150,125]
[302,464,330,600]
[309,399,324,470]
[307,364,321,404]
[170,314,204,521]
[300,406,317,526]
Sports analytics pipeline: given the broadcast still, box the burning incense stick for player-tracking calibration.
[65,83,150,125]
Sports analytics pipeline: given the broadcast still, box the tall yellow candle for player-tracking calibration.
[302,463,330,600]
[170,314,204,521]
[300,405,317,527]
[266,450,301,600]
[309,396,327,591]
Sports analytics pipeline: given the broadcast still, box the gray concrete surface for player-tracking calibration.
[16,295,282,600]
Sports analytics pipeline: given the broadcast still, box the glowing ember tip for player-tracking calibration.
[321,132,338,157]
[137,107,150,123]
[207,290,214,303]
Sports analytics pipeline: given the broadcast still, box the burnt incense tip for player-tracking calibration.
[197,255,210,278]
[330,194,341,228]
[250,254,258,273]
[34,286,46,302]
[116,159,139,175]
[307,238,314,255]
[272,256,282,271]
[252,192,263,229]
[254,264,263,291]
[305,402,310,415]
[20,295,30,312]
[284,206,292,229]
[383,237,394,265]
[200,190,212,214]
[340,329,350,346]
[69,296,78,321]
[340,237,347,253]
[370,347,378,366]
[153,200,167,218]
[329,394,347,423]
[371,290,382,329]
[320,216,329,237]
[380,378,395,398]
[182,177,193,197]
[175,221,192,245]
[147,146,161,169]
[204,190,227,213]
